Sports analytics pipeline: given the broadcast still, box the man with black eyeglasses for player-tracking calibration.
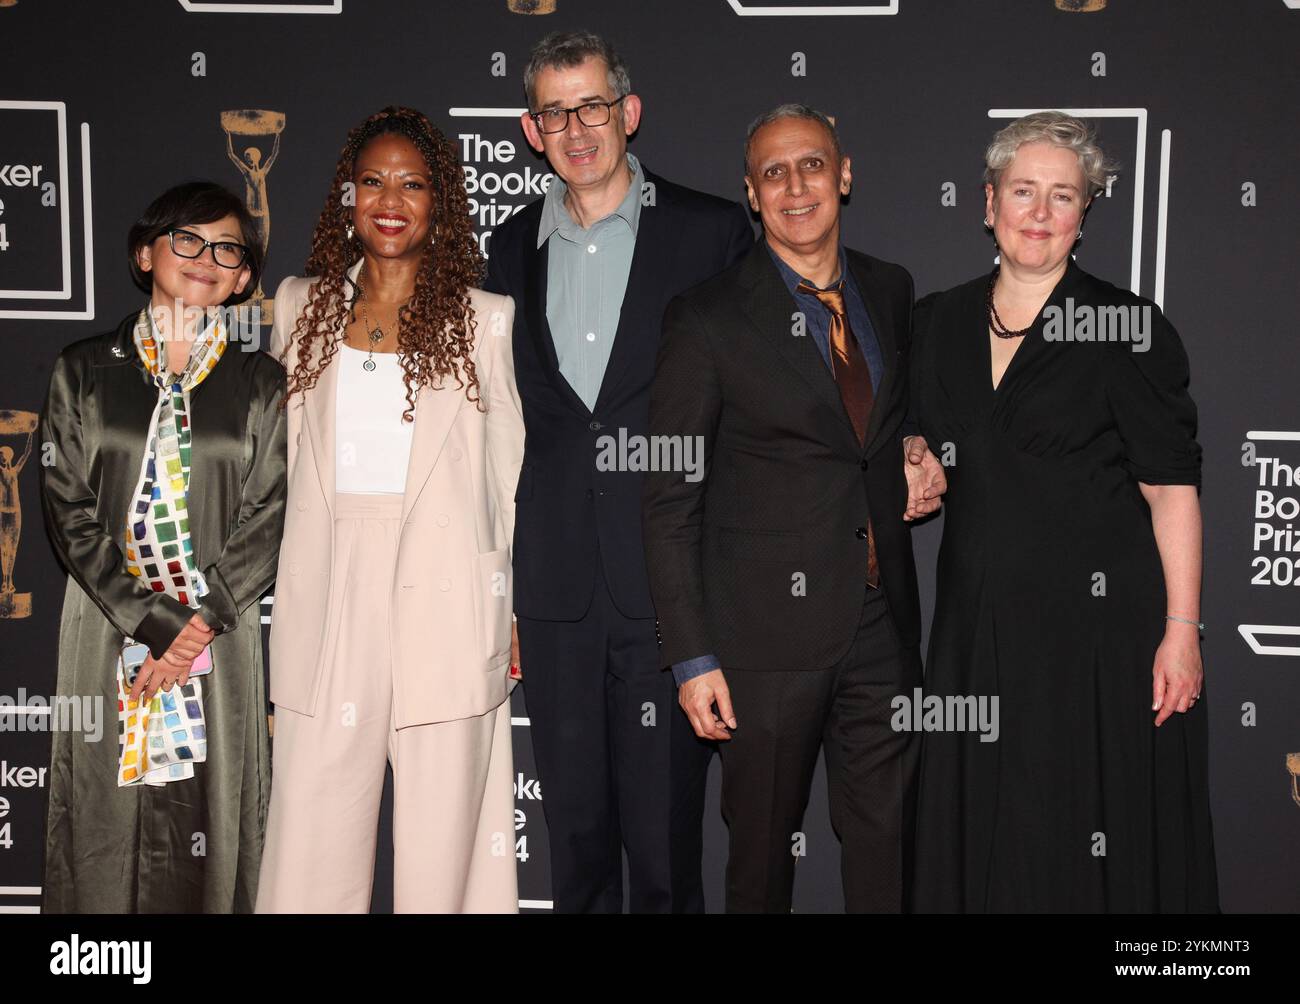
[484,30,753,913]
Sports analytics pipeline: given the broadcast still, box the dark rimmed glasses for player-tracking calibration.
[529,95,627,135]
[167,228,250,269]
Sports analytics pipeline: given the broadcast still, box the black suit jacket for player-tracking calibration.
[484,166,754,621]
[642,241,921,672]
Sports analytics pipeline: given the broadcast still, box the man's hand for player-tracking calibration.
[903,435,947,521]
[679,668,736,741]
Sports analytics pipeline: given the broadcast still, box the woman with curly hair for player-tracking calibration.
[255,106,524,913]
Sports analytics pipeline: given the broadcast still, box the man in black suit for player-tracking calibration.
[642,104,946,912]
[483,31,753,913]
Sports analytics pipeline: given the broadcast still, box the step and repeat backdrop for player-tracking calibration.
[0,0,1296,913]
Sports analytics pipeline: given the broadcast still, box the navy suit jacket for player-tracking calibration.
[484,166,754,622]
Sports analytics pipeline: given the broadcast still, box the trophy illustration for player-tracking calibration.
[1055,0,1107,10]
[0,410,35,619]
[1289,752,1300,808]
[508,0,557,13]
[221,109,284,326]
[0,2,18,9]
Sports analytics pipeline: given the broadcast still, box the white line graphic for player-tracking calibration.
[1247,431,1300,441]
[0,101,70,299]
[178,1,342,12]
[727,0,898,14]
[1154,129,1171,310]
[1238,625,1300,657]
[0,121,95,320]
[449,108,528,118]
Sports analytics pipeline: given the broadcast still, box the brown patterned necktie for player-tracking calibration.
[797,280,880,587]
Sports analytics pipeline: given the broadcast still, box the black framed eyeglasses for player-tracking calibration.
[167,228,250,269]
[529,95,627,135]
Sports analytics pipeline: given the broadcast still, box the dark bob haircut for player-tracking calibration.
[126,181,263,304]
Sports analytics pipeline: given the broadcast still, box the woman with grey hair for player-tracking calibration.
[910,111,1218,912]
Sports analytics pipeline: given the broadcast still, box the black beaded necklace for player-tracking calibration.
[986,267,1035,339]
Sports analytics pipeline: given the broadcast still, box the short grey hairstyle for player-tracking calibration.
[983,110,1118,196]
[744,103,842,175]
[523,31,632,110]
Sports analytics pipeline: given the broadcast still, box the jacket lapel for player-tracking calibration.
[739,244,861,453]
[592,169,669,414]
[397,292,486,525]
[524,220,591,417]
[304,259,364,516]
[847,250,900,457]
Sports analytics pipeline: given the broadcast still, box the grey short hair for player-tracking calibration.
[983,110,1118,196]
[744,103,842,174]
[523,31,631,110]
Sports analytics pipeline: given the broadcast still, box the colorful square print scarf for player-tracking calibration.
[116,308,225,787]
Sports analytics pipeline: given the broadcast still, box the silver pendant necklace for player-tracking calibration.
[355,269,404,372]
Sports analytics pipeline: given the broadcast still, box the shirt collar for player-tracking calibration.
[537,152,644,248]
[766,242,850,299]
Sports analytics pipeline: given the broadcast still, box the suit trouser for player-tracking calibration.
[517,557,714,913]
[255,492,518,913]
[717,584,922,913]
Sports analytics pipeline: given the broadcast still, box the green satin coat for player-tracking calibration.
[38,310,287,913]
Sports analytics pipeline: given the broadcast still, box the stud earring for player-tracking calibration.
[346,223,355,241]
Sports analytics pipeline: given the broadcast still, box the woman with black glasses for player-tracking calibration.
[39,181,287,912]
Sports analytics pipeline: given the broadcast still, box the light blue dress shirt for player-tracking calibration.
[539,152,644,411]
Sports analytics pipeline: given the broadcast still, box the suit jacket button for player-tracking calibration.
[450,448,463,461]
[436,513,450,527]
[438,578,452,592]
[296,501,308,511]
[288,561,300,575]
[585,489,593,500]
[589,420,603,431]
[855,527,869,539]
[860,459,869,471]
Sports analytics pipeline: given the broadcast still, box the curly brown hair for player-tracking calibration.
[283,106,484,420]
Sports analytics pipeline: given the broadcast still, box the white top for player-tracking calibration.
[335,343,414,494]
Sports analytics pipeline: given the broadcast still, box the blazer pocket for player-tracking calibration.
[714,526,802,563]
[472,546,513,668]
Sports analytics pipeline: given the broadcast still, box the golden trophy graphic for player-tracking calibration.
[1288,752,1300,808]
[0,1,18,9]
[0,410,35,619]
[1055,0,1107,10]
[222,109,284,326]
[508,0,557,13]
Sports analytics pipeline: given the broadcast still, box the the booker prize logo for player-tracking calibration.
[507,0,556,11]
[1238,430,1300,811]
[0,409,35,619]
[221,109,284,327]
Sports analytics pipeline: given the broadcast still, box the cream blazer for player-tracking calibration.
[268,261,522,728]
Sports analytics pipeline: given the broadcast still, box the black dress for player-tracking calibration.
[910,260,1219,912]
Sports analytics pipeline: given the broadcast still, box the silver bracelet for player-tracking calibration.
[1166,614,1205,631]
